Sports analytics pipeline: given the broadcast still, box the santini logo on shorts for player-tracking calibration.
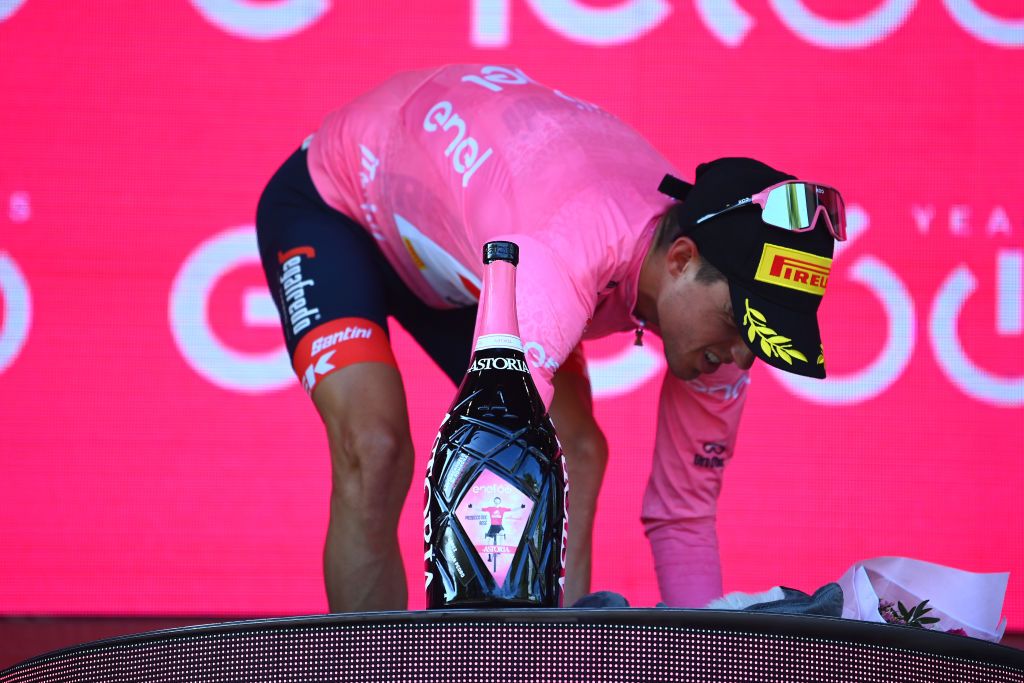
[302,324,373,394]
[292,318,394,396]
[311,326,372,354]
[754,244,832,296]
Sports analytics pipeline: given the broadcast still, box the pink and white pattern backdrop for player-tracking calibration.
[1,1,1022,623]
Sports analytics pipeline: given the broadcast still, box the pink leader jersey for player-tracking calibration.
[307,64,748,608]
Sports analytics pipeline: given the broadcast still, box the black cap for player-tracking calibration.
[483,241,519,266]
[659,158,836,379]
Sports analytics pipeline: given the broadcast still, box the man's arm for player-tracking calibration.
[641,364,748,607]
[550,351,608,605]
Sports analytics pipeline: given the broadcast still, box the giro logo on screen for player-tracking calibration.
[472,0,671,47]
[930,250,1023,407]
[699,0,915,49]
[475,0,1024,48]
[712,0,1024,48]
[771,206,1023,407]
[0,0,27,23]
[169,226,293,393]
[0,252,32,374]
[189,0,330,40]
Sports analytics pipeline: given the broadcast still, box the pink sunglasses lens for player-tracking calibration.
[763,183,846,240]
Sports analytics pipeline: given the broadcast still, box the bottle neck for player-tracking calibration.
[473,259,522,353]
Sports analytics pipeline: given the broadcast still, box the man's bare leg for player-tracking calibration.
[313,363,414,612]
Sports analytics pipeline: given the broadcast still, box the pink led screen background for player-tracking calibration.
[0,1,1021,624]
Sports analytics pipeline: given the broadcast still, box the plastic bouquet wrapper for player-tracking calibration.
[837,556,1009,642]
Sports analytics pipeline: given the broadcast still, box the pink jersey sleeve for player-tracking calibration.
[641,363,749,607]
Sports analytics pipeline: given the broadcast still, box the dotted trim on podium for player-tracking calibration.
[3,613,1023,682]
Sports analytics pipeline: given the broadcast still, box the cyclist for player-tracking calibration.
[256,64,846,611]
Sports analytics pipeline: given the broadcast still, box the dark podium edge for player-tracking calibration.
[4,608,1023,675]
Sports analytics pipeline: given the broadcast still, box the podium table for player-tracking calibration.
[2,609,1022,682]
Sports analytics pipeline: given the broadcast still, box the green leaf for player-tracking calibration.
[919,617,940,625]
[760,337,773,357]
[777,348,792,364]
[788,348,808,363]
[767,335,791,344]
[898,602,910,617]
[748,306,767,324]
[759,327,776,337]
[747,325,757,343]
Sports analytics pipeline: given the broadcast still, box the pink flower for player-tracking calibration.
[878,600,901,624]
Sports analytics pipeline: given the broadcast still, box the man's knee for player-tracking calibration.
[327,419,414,501]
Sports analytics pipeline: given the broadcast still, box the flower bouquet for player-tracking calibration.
[837,556,1008,642]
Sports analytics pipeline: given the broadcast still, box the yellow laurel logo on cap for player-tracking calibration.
[743,299,808,365]
[755,244,831,296]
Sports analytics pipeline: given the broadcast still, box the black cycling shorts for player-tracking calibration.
[255,146,476,393]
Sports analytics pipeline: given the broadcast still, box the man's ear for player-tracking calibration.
[666,237,699,278]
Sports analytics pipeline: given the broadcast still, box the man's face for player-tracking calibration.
[656,243,755,380]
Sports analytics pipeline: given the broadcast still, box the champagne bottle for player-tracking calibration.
[424,240,568,609]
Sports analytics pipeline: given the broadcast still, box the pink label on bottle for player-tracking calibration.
[455,468,533,589]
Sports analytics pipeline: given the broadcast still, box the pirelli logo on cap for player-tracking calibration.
[755,244,832,296]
